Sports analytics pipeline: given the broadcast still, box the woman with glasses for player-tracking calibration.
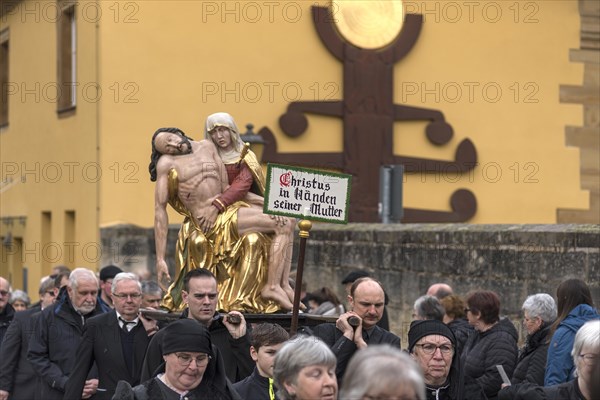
[497,294,556,400]
[544,278,599,386]
[516,295,557,385]
[460,290,518,400]
[506,320,599,400]
[113,319,240,400]
[406,320,460,400]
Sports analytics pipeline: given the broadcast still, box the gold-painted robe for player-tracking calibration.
[161,168,279,313]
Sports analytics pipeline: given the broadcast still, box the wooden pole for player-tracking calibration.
[290,219,312,335]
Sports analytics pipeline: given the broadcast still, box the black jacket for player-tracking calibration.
[0,302,15,347]
[497,324,552,400]
[312,323,401,383]
[64,310,151,400]
[425,382,453,400]
[27,287,104,400]
[232,367,277,400]
[140,310,253,383]
[0,306,41,400]
[447,318,473,357]
[512,323,551,385]
[113,376,238,400]
[460,318,518,400]
[498,380,587,400]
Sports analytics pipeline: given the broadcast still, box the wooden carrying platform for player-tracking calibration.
[141,309,338,330]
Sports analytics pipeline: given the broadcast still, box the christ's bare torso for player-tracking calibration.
[157,140,225,215]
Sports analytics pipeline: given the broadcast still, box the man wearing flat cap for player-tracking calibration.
[97,265,123,312]
[113,319,240,399]
[408,319,463,400]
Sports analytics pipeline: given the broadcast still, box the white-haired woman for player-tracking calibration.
[340,344,426,400]
[273,336,337,400]
[515,293,557,384]
[498,293,557,400]
[508,319,599,400]
[9,289,30,312]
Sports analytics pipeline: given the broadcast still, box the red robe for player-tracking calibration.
[218,162,254,208]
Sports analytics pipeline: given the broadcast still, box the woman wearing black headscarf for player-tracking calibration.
[112,319,240,400]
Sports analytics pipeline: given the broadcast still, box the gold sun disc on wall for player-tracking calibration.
[332,0,404,49]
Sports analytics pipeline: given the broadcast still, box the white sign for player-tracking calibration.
[264,163,352,224]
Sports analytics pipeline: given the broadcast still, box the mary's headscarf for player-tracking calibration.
[204,112,245,163]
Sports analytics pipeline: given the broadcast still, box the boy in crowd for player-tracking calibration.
[233,323,289,399]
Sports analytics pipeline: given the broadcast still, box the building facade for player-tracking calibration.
[0,0,598,292]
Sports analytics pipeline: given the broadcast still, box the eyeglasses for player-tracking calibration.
[523,315,538,323]
[579,354,598,366]
[112,293,142,299]
[415,343,454,356]
[45,291,56,297]
[0,290,9,297]
[175,353,211,367]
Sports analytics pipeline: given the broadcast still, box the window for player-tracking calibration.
[41,211,52,273]
[64,210,75,269]
[0,29,8,127]
[57,2,76,112]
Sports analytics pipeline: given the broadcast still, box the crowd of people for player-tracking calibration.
[0,265,598,400]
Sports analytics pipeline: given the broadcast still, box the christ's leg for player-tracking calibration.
[238,208,295,311]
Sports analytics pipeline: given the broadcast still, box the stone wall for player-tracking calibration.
[294,223,599,340]
[101,223,600,341]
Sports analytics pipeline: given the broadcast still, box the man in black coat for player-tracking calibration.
[140,269,254,383]
[0,277,14,348]
[28,268,105,400]
[0,276,56,400]
[64,273,158,400]
[313,277,401,382]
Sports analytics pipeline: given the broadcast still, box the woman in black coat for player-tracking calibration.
[512,293,556,384]
[498,293,557,400]
[460,291,518,400]
[498,319,599,400]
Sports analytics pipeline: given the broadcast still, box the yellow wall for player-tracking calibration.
[0,0,100,289]
[0,0,590,291]
[396,1,586,222]
[98,0,586,227]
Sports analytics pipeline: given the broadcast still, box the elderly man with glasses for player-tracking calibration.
[408,319,463,400]
[64,272,158,400]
